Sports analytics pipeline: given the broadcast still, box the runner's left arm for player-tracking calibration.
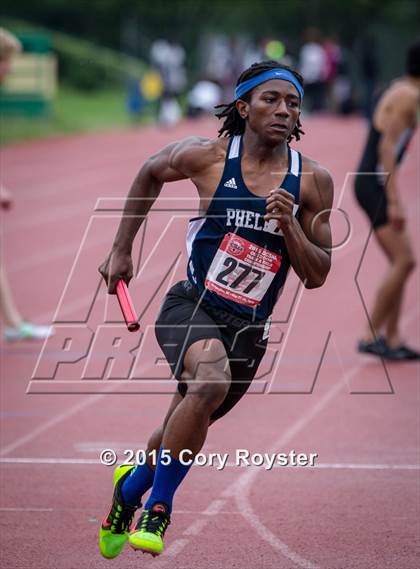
[99,139,192,293]
[99,136,212,292]
[265,165,333,288]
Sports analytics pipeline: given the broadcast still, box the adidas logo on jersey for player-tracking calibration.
[224,177,237,189]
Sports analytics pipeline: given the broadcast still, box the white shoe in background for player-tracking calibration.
[3,321,53,341]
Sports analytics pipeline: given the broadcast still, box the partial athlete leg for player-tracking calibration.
[99,392,185,558]
[160,337,230,455]
[384,288,405,346]
[0,265,52,340]
[0,265,22,327]
[120,391,183,506]
[363,225,416,346]
[129,338,230,555]
[145,392,184,469]
[122,329,230,512]
[142,338,230,510]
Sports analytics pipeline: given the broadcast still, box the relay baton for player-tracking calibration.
[115,279,140,332]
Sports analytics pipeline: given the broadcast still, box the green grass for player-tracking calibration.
[1,85,154,145]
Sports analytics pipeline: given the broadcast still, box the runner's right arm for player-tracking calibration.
[99,137,211,292]
[377,88,417,230]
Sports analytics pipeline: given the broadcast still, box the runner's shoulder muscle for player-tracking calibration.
[375,83,418,130]
[146,137,217,182]
[170,137,227,178]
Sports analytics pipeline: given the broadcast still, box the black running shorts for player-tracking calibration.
[155,280,268,421]
[354,175,388,229]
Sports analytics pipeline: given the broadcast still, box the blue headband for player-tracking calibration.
[235,69,304,101]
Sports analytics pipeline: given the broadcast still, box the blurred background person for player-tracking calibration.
[354,40,420,361]
[242,35,264,70]
[126,76,144,123]
[0,28,52,341]
[323,34,342,111]
[299,28,327,112]
[204,34,237,100]
[186,77,222,118]
[332,46,355,115]
[358,33,380,120]
[150,38,186,127]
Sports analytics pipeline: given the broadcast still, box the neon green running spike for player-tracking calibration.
[129,503,171,557]
[99,465,140,559]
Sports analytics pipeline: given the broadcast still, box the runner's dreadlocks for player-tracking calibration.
[215,60,305,142]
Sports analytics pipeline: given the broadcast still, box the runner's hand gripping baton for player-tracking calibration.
[115,279,140,332]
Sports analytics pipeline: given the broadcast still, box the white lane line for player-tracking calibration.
[29,241,167,325]
[183,499,226,536]
[235,498,319,569]
[218,462,420,470]
[13,167,135,202]
[1,457,419,470]
[136,339,414,568]
[155,539,190,559]
[219,308,420,569]
[219,365,360,569]
[6,202,94,233]
[8,234,110,275]
[0,392,107,457]
[0,457,101,464]
[74,441,147,453]
[146,499,227,567]
[0,507,239,515]
[223,380,349,498]
[0,507,54,512]
[307,463,420,470]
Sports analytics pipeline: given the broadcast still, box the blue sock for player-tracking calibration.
[144,447,192,513]
[121,463,155,506]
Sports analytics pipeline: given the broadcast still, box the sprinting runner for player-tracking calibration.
[355,41,420,360]
[98,60,333,559]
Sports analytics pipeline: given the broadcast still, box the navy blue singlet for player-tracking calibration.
[186,135,302,321]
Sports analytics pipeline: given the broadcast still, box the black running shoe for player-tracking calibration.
[383,343,420,361]
[129,502,171,556]
[357,336,387,356]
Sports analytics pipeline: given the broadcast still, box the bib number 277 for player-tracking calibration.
[216,257,264,294]
[205,233,281,307]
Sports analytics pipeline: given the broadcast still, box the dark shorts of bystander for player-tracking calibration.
[354,174,388,229]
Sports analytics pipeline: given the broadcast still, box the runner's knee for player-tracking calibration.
[397,253,416,275]
[186,367,230,413]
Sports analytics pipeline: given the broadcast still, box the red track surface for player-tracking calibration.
[1,116,419,569]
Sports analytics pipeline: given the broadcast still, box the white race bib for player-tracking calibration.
[205,233,282,307]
